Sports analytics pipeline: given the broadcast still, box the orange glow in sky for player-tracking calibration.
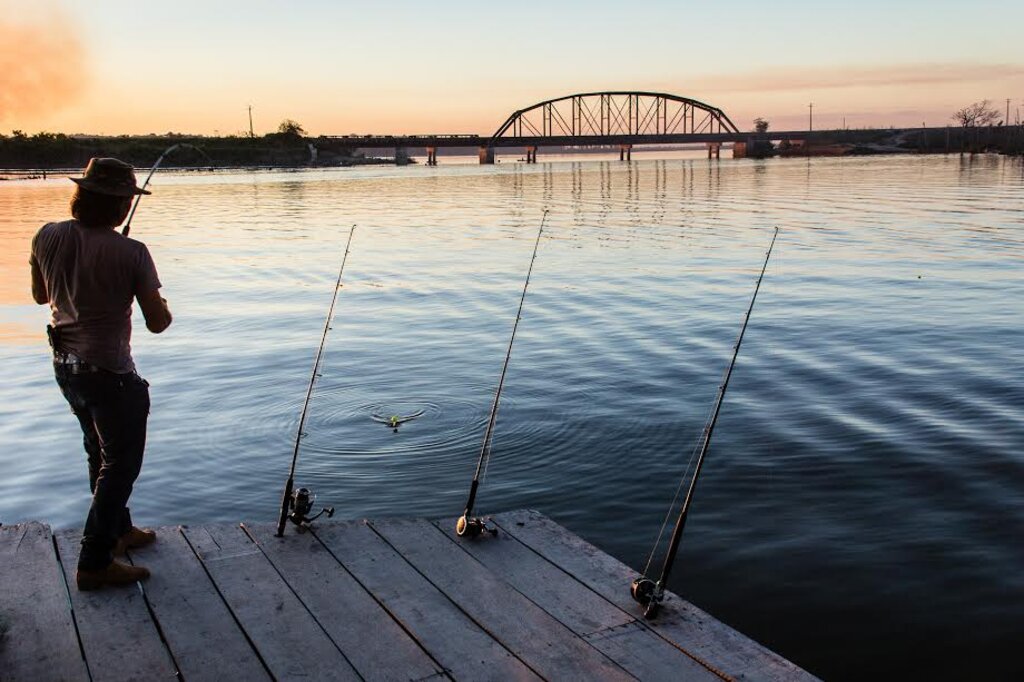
[2,1,1023,136]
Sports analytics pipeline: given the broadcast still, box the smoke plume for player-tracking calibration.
[0,5,87,128]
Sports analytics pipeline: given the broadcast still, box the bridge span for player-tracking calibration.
[314,91,924,164]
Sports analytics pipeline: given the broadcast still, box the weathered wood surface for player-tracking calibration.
[585,621,724,681]
[2,513,817,681]
[314,519,539,682]
[0,523,88,682]
[182,523,360,681]
[435,518,719,681]
[244,522,444,682]
[371,518,635,681]
[134,526,270,682]
[433,517,634,636]
[493,509,821,682]
[54,529,177,682]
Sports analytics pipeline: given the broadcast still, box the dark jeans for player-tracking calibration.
[55,366,150,570]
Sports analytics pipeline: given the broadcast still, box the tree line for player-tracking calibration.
[0,120,344,170]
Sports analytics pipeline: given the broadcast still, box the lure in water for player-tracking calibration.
[371,410,425,429]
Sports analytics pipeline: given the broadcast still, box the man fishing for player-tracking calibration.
[30,158,172,590]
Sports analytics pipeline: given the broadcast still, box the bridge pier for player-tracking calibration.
[479,146,495,165]
[525,146,537,163]
[426,146,437,166]
[395,146,410,166]
[619,144,632,161]
[707,143,721,159]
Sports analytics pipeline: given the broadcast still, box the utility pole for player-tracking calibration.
[808,102,814,132]
[248,105,255,138]
[1007,99,1011,125]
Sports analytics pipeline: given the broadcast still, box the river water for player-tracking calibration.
[1,153,1022,680]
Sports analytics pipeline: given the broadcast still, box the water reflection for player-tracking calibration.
[0,155,1022,681]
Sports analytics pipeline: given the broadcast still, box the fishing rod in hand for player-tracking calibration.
[631,226,780,619]
[456,210,549,539]
[122,143,212,237]
[276,225,356,536]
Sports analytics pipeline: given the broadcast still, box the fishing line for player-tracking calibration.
[632,227,780,618]
[641,411,709,575]
[275,225,356,536]
[455,209,549,539]
[641,341,736,575]
[122,143,212,237]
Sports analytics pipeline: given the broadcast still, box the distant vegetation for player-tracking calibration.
[276,119,307,136]
[0,120,373,170]
[951,100,1001,128]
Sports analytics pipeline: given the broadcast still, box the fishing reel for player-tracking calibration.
[288,487,334,533]
[455,514,498,539]
[630,577,663,620]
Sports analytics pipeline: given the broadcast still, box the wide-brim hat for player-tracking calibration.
[70,157,150,197]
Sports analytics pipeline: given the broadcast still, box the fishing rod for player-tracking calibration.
[275,225,356,536]
[456,210,549,539]
[122,143,211,237]
[631,226,779,619]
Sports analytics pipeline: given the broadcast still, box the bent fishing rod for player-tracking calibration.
[631,226,780,619]
[276,225,356,536]
[123,143,211,237]
[456,210,549,539]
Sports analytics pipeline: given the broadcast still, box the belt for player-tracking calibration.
[53,351,104,374]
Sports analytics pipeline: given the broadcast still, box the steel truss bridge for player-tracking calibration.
[315,91,918,163]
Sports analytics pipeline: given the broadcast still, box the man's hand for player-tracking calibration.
[137,288,172,333]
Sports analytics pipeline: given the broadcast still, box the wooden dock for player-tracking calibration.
[0,510,818,681]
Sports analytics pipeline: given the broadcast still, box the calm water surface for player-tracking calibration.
[1,154,1022,680]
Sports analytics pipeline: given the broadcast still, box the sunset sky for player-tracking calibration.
[3,0,1023,136]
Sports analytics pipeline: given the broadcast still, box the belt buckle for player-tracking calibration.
[54,352,98,373]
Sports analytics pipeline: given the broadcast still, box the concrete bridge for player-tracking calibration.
[313,91,932,163]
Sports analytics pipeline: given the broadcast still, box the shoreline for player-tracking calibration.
[3,126,1021,176]
[2,148,1016,182]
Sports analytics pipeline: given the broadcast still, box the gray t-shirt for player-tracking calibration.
[30,220,162,373]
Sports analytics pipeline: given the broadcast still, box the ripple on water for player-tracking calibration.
[1,155,1022,681]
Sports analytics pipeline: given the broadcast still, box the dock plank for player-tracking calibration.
[314,519,539,682]
[585,621,723,681]
[53,529,177,682]
[245,522,443,682]
[371,518,635,681]
[181,524,360,681]
[0,523,88,682]
[433,517,633,636]
[131,526,269,682]
[493,510,820,682]
[435,518,718,681]
[9,513,814,682]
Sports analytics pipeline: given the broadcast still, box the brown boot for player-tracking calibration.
[76,559,151,591]
[114,527,157,556]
